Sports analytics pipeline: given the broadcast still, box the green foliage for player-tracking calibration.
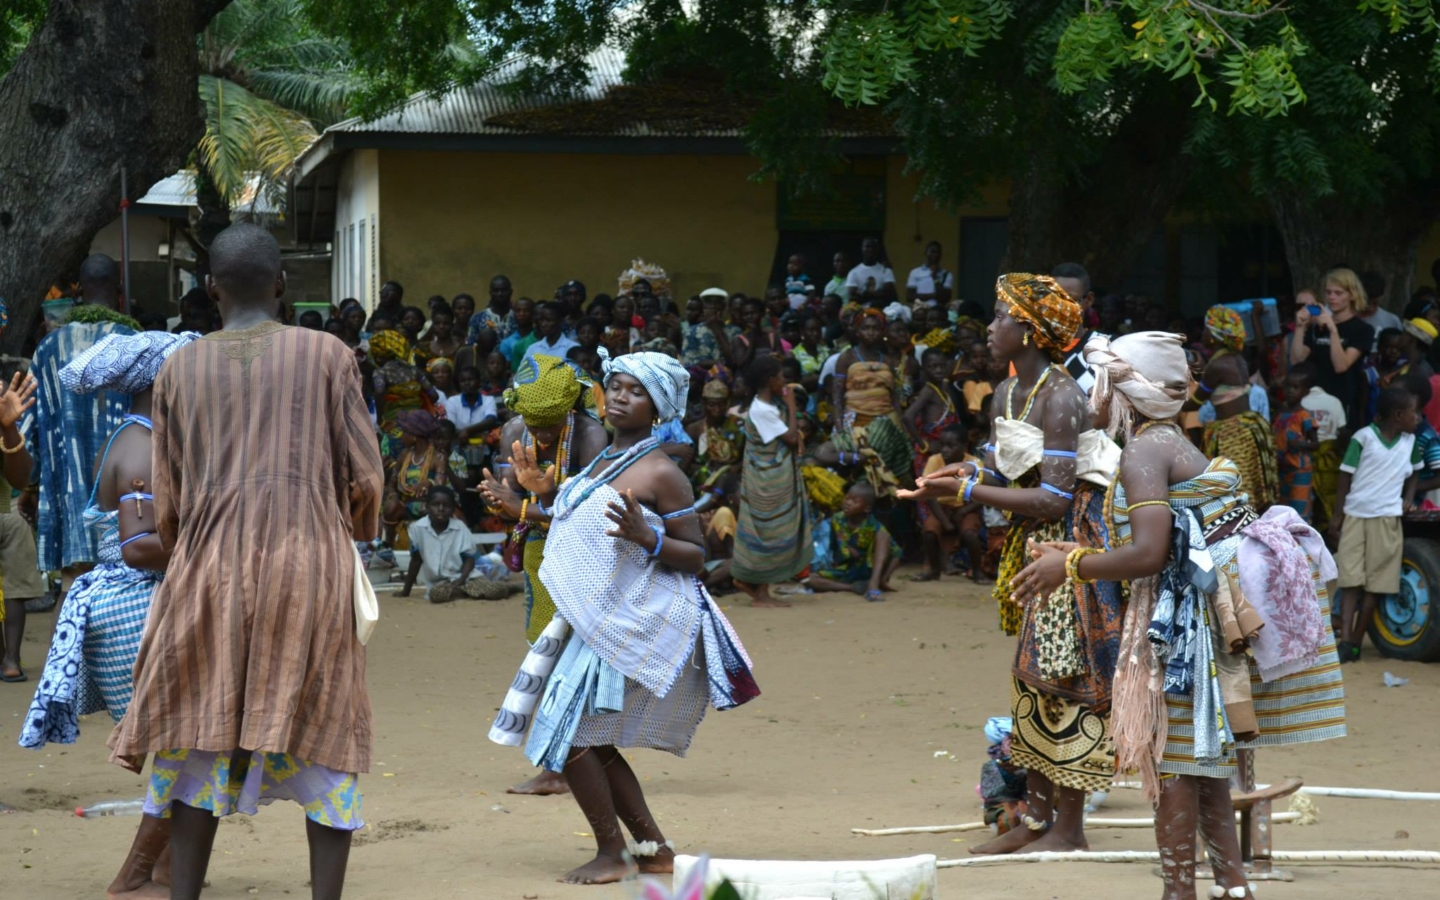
[0,0,46,76]
[198,0,357,208]
[821,12,916,105]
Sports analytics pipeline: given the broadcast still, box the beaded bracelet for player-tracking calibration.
[954,476,970,506]
[519,496,530,525]
[1066,547,1101,585]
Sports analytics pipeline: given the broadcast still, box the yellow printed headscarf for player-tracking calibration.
[503,354,586,426]
[1204,306,1247,354]
[369,329,413,366]
[994,274,1081,359]
[917,327,956,354]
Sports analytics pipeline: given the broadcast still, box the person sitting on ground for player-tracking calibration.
[381,410,460,550]
[914,424,985,582]
[370,328,439,465]
[426,357,455,401]
[401,486,513,602]
[1332,385,1421,663]
[523,301,580,367]
[809,482,899,601]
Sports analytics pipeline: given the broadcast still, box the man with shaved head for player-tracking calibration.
[108,223,384,900]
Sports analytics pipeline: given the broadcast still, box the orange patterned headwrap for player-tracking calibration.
[994,273,1081,359]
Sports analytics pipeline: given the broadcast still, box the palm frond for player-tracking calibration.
[247,65,360,124]
[197,74,257,205]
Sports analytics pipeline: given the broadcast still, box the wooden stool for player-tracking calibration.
[1197,749,1302,883]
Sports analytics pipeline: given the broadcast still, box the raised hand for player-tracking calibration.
[604,488,656,551]
[0,372,37,429]
[478,467,522,519]
[509,439,556,497]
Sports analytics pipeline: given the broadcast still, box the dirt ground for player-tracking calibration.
[3,572,1437,899]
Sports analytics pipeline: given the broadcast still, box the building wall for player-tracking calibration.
[334,148,382,309]
[377,150,777,305]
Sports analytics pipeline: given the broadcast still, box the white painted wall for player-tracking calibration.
[333,148,381,311]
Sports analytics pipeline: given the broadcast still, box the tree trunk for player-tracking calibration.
[1001,86,1192,293]
[1268,184,1440,313]
[0,0,232,354]
[192,164,231,279]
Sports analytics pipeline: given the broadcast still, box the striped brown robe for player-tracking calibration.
[108,322,384,774]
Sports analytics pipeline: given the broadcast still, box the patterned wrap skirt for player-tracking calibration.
[144,748,363,830]
[1160,557,1346,778]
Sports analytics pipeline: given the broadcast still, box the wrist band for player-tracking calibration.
[963,478,976,502]
[533,498,547,516]
[119,532,155,548]
[1066,547,1101,585]
[649,524,665,558]
[1040,483,1074,500]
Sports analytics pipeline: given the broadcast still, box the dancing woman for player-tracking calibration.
[900,274,1122,855]
[491,352,759,885]
[21,332,197,899]
[1013,332,1345,900]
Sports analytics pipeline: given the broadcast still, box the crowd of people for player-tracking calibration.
[3,224,1438,899]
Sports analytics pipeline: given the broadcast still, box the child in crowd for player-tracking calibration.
[1401,372,1440,505]
[784,253,813,310]
[915,424,985,582]
[400,486,513,602]
[1296,362,1348,531]
[1332,385,1421,662]
[809,481,899,602]
[1274,370,1319,520]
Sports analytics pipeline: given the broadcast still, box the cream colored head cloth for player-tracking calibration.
[1084,331,1191,438]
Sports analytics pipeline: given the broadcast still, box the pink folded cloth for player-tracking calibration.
[1238,506,1332,682]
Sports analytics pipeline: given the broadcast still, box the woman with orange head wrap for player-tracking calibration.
[901,273,1123,857]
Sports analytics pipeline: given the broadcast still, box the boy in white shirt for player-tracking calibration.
[402,487,512,602]
[1331,385,1421,662]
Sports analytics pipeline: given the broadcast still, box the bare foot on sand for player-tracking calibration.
[107,881,170,900]
[559,853,632,885]
[637,845,675,875]
[968,823,1045,855]
[1024,829,1088,853]
[908,571,939,582]
[507,770,570,796]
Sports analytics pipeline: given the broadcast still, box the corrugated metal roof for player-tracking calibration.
[330,46,632,136]
[136,170,282,215]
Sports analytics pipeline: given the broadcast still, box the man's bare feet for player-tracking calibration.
[909,571,940,582]
[507,770,571,795]
[559,852,632,885]
[106,881,169,900]
[968,822,1046,855]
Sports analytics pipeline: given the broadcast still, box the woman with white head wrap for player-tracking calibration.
[493,351,758,885]
[1013,332,1344,900]
[21,330,198,899]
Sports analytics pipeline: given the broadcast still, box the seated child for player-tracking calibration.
[401,486,514,602]
[914,424,985,582]
[810,481,900,602]
[977,716,1027,835]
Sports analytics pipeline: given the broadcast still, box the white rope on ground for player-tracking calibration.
[1111,782,1440,802]
[853,812,1301,837]
[938,850,1440,869]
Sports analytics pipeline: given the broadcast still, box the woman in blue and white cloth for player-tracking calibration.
[489,351,759,886]
[21,330,198,900]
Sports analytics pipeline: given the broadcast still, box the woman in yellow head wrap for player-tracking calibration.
[899,273,1123,857]
[1196,305,1279,512]
[477,353,611,797]
[370,329,437,465]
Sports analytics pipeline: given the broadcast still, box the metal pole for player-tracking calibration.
[119,167,132,313]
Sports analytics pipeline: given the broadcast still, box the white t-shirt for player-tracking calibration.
[1361,307,1404,351]
[1339,424,1421,518]
[408,515,475,585]
[523,334,580,366]
[845,263,896,298]
[1301,386,1348,443]
[748,397,790,445]
[444,392,497,430]
[906,265,953,300]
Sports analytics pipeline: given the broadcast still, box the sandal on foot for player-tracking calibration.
[1,667,26,683]
[865,588,885,603]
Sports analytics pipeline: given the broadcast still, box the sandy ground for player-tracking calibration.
[3,572,1438,899]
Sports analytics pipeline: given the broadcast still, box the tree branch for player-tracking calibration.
[195,0,233,31]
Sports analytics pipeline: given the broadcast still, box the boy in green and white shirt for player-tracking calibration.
[1331,386,1422,663]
